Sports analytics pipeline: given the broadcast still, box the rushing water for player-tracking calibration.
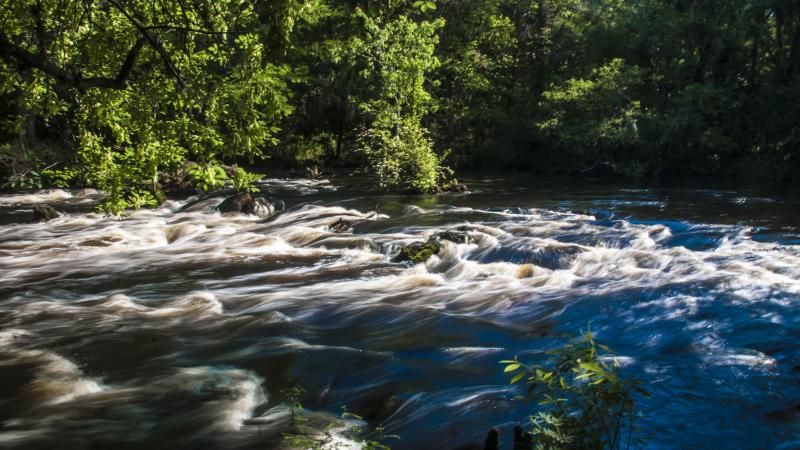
[1,175,799,449]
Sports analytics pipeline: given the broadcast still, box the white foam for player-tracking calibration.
[0,348,104,405]
[0,189,73,204]
[443,347,505,356]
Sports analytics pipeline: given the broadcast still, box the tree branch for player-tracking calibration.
[107,0,186,89]
[0,31,146,90]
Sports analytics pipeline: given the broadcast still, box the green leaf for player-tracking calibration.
[578,362,603,373]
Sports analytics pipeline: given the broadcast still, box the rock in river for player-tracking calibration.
[32,204,60,222]
[394,238,441,263]
[437,229,470,244]
[217,193,284,218]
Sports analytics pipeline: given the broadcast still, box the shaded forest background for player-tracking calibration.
[1,0,799,211]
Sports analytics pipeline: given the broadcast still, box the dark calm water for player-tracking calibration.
[1,174,799,449]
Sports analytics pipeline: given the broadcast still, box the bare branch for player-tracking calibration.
[107,0,187,89]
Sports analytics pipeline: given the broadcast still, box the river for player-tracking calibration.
[0,174,798,449]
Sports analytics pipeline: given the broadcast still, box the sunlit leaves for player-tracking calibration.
[536,58,646,173]
[231,166,262,193]
[413,1,437,13]
[501,329,649,449]
[187,162,228,192]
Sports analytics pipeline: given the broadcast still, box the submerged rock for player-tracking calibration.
[32,204,60,222]
[438,229,470,244]
[765,404,800,423]
[516,263,536,278]
[217,193,284,218]
[179,189,231,212]
[253,196,285,219]
[329,213,376,233]
[394,238,441,263]
[158,170,194,196]
[438,180,469,193]
[218,192,255,214]
[329,217,355,233]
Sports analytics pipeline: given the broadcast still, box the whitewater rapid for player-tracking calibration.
[0,179,798,449]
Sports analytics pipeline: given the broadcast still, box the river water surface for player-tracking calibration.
[0,175,799,449]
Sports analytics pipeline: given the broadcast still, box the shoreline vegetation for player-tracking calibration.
[1,0,799,214]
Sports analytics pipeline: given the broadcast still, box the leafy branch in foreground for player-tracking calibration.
[502,327,650,450]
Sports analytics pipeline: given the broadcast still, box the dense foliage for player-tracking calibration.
[0,0,307,212]
[2,0,800,210]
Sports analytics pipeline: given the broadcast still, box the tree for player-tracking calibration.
[4,0,800,200]
[536,58,646,176]
[348,9,448,192]
[0,0,311,212]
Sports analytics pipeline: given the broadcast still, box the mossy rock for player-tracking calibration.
[394,238,441,263]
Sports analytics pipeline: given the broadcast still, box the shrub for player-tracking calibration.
[231,166,262,193]
[502,327,649,450]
